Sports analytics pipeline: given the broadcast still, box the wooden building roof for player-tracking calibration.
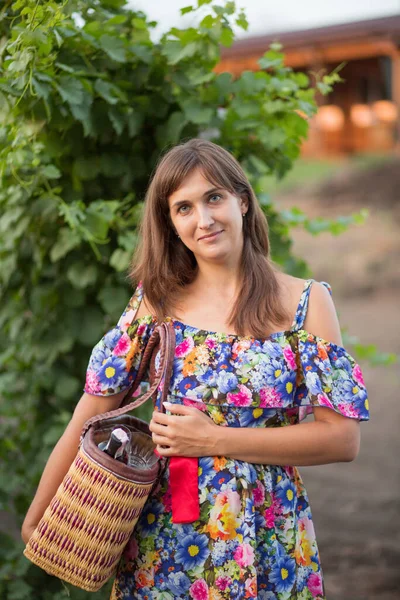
[217,14,400,73]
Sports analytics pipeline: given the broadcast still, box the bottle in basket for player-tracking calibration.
[98,427,130,463]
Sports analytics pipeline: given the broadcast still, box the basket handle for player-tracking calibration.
[81,321,176,441]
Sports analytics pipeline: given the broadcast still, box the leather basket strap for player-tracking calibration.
[81,321,175,441]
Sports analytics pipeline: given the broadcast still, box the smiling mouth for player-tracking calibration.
[198,230,224,241]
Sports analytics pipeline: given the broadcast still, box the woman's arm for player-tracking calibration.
[150,282,361,465]
[150,402,359,465]
[21,391,125,544]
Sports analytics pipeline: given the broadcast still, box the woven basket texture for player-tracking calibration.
[24,447,153,592]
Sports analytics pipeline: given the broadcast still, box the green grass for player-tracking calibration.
[261,153,395,196]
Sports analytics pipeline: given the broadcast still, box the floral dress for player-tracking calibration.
[84,280,369,600]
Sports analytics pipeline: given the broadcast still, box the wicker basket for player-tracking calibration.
[24,322,175,591]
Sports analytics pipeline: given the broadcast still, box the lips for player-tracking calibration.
[198,230,224,241]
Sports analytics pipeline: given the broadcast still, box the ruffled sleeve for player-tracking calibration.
[293,331,369,421]
[84,283,154,396]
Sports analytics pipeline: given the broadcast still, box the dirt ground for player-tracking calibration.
[275,158,400,600]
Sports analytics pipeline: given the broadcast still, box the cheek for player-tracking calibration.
[176,216,195,238]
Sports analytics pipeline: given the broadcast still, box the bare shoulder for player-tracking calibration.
[305,281,342,345]
[276,272,342,344]
[276,272,307,306]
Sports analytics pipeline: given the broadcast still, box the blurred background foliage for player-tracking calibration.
[0,0,394,598]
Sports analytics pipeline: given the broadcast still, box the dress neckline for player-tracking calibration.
[134,278,317,340]
[168,317,292,341]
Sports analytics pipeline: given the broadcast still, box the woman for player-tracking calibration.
[22,139,369,599]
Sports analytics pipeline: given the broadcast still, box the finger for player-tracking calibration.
[149,420,171,436]
[152,433,172,446]
[151,410,170,425]
[156,444,175,457]
[163,402,197,415]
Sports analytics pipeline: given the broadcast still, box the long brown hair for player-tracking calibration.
[131,138,288,337]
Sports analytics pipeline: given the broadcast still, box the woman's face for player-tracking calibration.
[168,169,248,266]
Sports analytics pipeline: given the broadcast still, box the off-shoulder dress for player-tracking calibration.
[84,279,369,600]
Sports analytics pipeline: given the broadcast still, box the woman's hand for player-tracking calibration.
[149,402,218,457]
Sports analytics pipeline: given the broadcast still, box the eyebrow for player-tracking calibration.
[171,187,223,209]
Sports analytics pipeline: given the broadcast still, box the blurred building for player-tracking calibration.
[217,15,400,156]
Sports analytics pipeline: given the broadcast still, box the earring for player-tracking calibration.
[242,213,246,217]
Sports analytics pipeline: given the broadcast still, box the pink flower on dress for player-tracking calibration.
[85,370,101,394]
[215,576,232,591]
[234,542,255,568]
[205,337,217,350]
[227,384,252,407]
[175,337,195,358]
[252,480,265,507]
[352,364,365,387]
[259,386,282,408]
[137,323,147,336]
[264,505,275,528]
[189,578,209,600]
[283,345,297,370]
[307,572,324,597]
[183,398,207,411]
[232,339,251,357]
[338,402,359,418]
[317,393,335,411]
[113,332,131,356]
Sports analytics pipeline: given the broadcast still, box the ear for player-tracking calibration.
[240,195,249,215]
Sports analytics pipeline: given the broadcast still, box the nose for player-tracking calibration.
[197,205,214,230]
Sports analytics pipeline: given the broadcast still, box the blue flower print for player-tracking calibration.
[216,358,233,373]
[297,565,310,591]
[138,501,164,536]
[262,340,283,359]
[269,555,296,593]
[172,358,184,382]
[89,343,112,372]
[178,377,197,395]
[154,570,168,591]
[198,457,215,487]
[334,353,353,374]
[136,586,152,598]
[239,407,267,427]
[175,532,210,570]
[103,328,122,349]
[276,479,297,512]
[174,328,184,344]
[355,394,369,420]
[98,356,126,388]
[342,379,367,404]
[217,370,238,393]
[304,371,323,396]
[249,369,267,392]
[212,539,229,566]
[259,590,278,600]
[275,372,296,404]
[198,367,216,386]
[230,580,246,599]
[264,359,288,387]
[167,571,191,595]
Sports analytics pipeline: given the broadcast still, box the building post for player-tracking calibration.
[392,48,400,152]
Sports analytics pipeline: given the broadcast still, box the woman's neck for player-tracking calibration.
[191,262,242,299]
